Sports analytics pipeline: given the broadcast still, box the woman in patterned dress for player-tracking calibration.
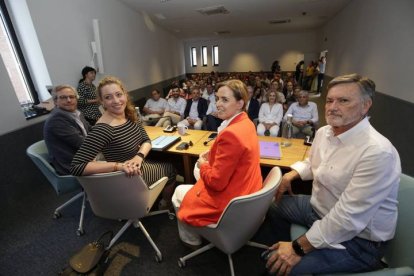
[77,66,101,125]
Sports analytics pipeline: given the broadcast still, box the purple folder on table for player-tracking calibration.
[259,141,282,160]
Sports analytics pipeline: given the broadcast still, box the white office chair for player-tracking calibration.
[26,140,86,236]
[76,171,173,262]
[178,167,282,276]
[290,173,414,276]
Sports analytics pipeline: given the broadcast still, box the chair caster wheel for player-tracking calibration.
[178,258,186,268]
[155,254,162,263]
[168,213,176,220]
[53,212,62,219]
[76,229,85,236]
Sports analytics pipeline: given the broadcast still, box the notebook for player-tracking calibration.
[259,141,282,160]
[151,135,181,151]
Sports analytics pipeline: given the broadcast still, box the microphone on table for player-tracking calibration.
[203,138,215,146]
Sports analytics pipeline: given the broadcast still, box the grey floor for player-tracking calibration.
[0,181,273,276]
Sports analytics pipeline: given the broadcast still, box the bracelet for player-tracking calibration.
[292,238,306,256]
[136,152,145,160]
[114,162,118,172]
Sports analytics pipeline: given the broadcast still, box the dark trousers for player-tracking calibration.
[205,115,223,131]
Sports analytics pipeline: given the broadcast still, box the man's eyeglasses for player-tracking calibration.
[58,95,77,100]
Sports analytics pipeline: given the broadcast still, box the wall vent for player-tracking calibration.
[197,5,229,16]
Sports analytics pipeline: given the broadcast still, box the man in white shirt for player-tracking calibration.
[156,85,186,127]
[202,83,215,105]
[265,74,401,275]
[142,89,167,126]
[284,90,319,138]
[178,87,208,130]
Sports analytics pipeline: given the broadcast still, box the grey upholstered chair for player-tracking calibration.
[26,140,86,236]
[178,166,282,276]
[290,173,414,276]
[76,171,172,262]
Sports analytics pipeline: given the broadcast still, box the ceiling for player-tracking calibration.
[119,0,351,40]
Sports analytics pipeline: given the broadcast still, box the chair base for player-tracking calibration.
[53,191,86,236]
[106,210,171,262]
[178,240,269,276]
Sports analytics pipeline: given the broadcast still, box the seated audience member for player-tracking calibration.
[77,66,101,125]
[270,80,286,104]
[142,89,167,126]
[254,86,267,104]
[284,81,295,102]
[44,85,91,175]
[201,83,215,105]
[178,87,208,130]
[172,79,262,246]
[284,90,319,138]
[265,74,401,275]
[257,91,283,136]
[156,85,186,127]
[71,76,177,209]
[246,85,260,122]
[165,80,186,99]
[205,101,223,131]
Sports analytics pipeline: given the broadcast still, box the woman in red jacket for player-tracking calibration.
[172,79,262,246]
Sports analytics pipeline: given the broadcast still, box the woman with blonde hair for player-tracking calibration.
[257,90,283,136]
[71,76,176,208]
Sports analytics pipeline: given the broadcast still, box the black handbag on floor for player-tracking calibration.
[60,231,113,276]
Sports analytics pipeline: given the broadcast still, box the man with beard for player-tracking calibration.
[156,85,186,127]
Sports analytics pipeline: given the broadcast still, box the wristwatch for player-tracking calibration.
[292,238,306,256]
[136,152,145,160]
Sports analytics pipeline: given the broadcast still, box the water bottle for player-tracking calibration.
[135,107,142,120]
[281,114,293,147]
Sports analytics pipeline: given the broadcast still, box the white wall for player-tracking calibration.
[0,0,184,135]
[184,31,318,73]
[320,0,414,103]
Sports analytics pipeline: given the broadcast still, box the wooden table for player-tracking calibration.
[145,126,211,182]
[258,136,309,168]
[144,126,310,183]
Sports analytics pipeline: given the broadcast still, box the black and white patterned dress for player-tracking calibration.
[77,81,101,123]
[70,120,176,186]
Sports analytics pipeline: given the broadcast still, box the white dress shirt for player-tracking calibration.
[188,99,200,120]
[166,97,186,117]
[291,118,401,249]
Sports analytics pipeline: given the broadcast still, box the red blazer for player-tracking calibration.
[178,112,262,226]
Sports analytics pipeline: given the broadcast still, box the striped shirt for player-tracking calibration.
[71,120,150,176]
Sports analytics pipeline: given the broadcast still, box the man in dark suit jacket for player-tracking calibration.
[179,86,208,130]
[43,85,91,175]
[247,85,260,121]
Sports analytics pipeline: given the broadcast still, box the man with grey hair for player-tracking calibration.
[265,74,401,275]
[44,85,91,175]
[284,90,319,138]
